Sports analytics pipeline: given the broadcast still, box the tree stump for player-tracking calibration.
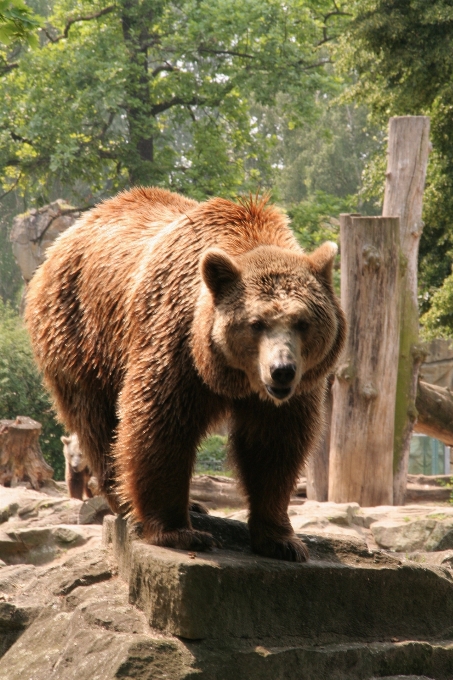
[0,416,53,489]
[329,215,401,506]
[382,116,431,504]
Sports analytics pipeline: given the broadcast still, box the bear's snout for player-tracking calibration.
[266,363,297,400]
[270,362,297,386]
[257,329,302,403]
[69,455,84,472]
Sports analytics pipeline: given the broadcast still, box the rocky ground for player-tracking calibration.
[3,475,453,568]
[2,476,453,679]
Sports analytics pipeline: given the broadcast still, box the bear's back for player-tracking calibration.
[25,188,199,385]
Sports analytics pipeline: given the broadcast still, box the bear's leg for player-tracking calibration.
[230,391,323,562]
[66,467,84,500]
[114,379,223,551]
[82,468,94,500]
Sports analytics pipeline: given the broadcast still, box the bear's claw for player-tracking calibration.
[150,527,221,551]
[252,536,309,563]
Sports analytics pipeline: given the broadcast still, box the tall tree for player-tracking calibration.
[0,0,351,205]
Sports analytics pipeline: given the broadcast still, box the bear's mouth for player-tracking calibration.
[266,385,292,400]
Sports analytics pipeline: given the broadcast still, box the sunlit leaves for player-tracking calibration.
[0,0,350,203]
[0,0,42,47]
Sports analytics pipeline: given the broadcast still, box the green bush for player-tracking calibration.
[0,300,65,479]
[420,272,453,341]
[195,435,229,475]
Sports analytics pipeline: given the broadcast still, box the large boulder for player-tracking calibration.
[10,200,79,285]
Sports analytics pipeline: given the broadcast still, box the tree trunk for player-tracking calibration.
[415,380,453,447]
[329,215,401,506]
[0,416,53,489]
[382,116,431,505]
[306,374,333,501]
[119,0,157,185]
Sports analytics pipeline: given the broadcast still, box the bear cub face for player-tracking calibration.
[61,433,87,472]
[201,241,339,404]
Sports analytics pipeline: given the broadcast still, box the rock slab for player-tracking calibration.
[105,513,453,644]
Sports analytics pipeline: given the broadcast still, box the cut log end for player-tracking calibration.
[415,381,453,447]
[0,416,54,489]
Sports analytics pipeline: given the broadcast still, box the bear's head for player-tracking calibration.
[61,433,88,472]
[192,242,346,404]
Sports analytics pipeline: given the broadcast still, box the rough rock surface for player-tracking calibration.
[228,500,453,555]
[10,200,80,285]
[0,485,109,566]
[2,510,453,679]
[3,482,453,678]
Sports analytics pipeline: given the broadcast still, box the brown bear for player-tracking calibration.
[25,188,346,562]
[61,433,94,501]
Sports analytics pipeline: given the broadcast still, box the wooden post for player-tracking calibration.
[329,216,401,506]
[382,116,431,505]
[0,416,53,489]
[306,375,333,501]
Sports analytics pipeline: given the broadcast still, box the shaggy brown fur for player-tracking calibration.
[25,187,346,562]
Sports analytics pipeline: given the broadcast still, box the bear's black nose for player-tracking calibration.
[270,363,297,386]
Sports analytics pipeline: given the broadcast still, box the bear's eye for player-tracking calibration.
[295,319,310,333]
[251,320,266,333]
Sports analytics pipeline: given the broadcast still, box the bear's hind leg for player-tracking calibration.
[230,392,323,562]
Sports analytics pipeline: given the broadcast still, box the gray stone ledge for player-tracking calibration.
[103,514,453,644]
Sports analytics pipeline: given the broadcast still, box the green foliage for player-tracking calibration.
[0,0,351,204]
[0,190,26,304]
[0,300,65,479]
[195,435,229,475]
[420,273,453,341]
[0,225,22,305]
[0,0,42,47]
[275,101,378,204]
[288,190,355,249]
[263,95,381,255]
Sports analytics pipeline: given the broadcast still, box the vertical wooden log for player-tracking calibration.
[329,216,401,506]
[382,116,430,505]
[306,375,333,501]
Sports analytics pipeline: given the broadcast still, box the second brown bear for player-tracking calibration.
[25,188,346,562]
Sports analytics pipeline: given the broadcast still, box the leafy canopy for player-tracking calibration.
[0,0,351,205]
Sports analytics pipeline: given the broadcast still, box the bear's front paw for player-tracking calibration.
[147,527,221,551]
[252,535,309,563]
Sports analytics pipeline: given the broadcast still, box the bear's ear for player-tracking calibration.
[201,249,242,301]
[308,241,338,284]
[61,436,71,445]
